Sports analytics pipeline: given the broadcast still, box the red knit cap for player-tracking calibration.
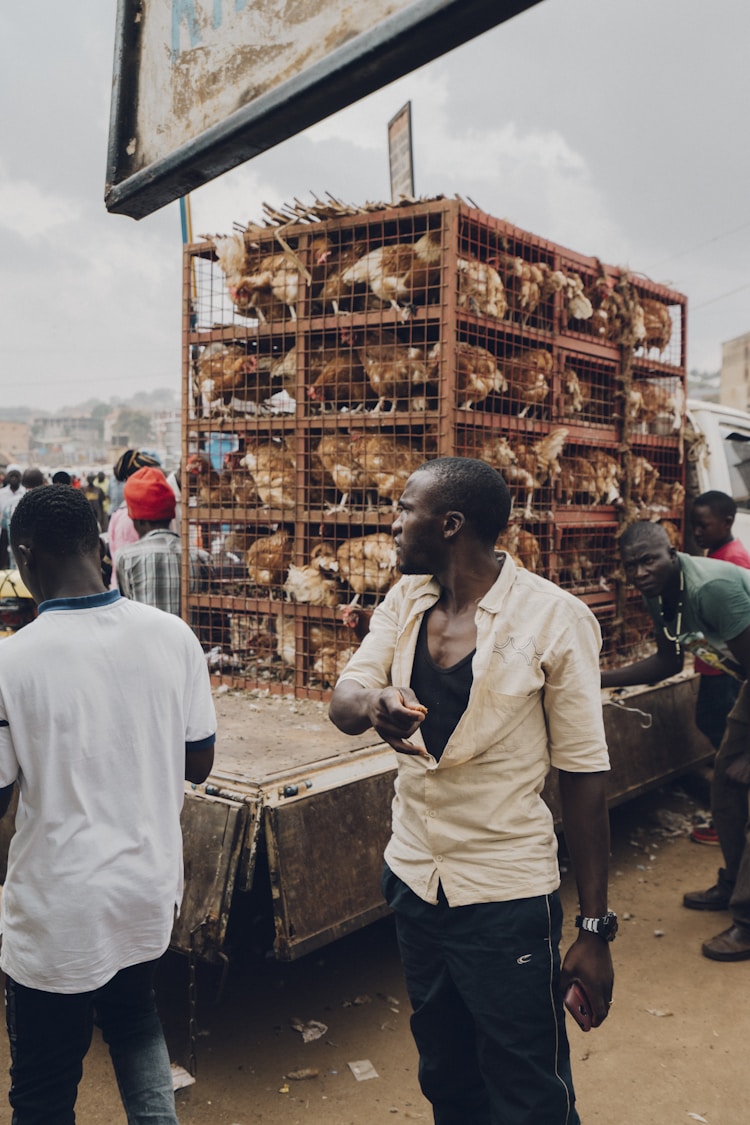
[124,467,176,521]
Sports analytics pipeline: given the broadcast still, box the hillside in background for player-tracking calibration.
[0,388,179,423]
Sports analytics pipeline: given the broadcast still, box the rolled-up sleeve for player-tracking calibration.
[542,611,610,773]
[336,592,402,690]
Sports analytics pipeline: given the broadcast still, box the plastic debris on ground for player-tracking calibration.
[348,1059,379,1081]
[290,1016,328,1043]
[170,1063,196,1090]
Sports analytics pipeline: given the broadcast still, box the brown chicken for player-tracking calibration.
[196,344,274,415]
[311,644,358,688]
[315,433,371,510]
[502,349,553,415]
[628,455,659,505]
[658,519,681,548]
[495,524,542,572]
[428,341,506,410]
[241,439,296,509]
[456,256,507,319]
[352,433,432,508]
[626,380,683,433]
[315,240,372,313]
[197,470,234,509]
[561,366,593,417]
[283,560,341,608]
[232,236,331,322]
[479,434,537,517]
[344,329,438,413]
[338,232,442,317]
[513,427,569,488]
[282,541,341,603]
[559,536,607,589]
[246,530,293,589]
[337,533,398,602]
[306,346,374,413]
[275,614,340,666]
[639,298,673,352]
[651,479,686,511]
[185,452,219,501]
[480,428,568,517]
[559,450,621,505]
[589,271,645,348]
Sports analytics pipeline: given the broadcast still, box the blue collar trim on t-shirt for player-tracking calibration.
[38,589,122,615]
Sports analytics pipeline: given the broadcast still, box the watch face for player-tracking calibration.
[602,911,618,941]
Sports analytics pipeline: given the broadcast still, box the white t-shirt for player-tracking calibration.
[0,590,216,993]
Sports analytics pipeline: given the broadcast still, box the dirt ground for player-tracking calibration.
[2,710,749,1124]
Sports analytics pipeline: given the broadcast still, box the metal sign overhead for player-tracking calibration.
[388,102,415,201]
[106,0,543,220]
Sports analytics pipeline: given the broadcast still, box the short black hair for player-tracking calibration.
[414,457,512,544]
[51,470,72,485]
[694,490,736,521]
[21,467,45,489]
[618,520,672,553]
[10,485,100,557]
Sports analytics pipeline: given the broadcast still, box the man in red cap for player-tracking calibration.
[116,467,209,615]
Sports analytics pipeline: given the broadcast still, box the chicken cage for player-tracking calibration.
[181,196,687,695]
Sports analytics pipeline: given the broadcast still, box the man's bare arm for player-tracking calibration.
[601,628,682,689]
[558,770,614,1029]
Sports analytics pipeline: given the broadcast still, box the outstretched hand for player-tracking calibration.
[369,686,429,757]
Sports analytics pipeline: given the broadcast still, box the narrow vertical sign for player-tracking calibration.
[388,103,415,201]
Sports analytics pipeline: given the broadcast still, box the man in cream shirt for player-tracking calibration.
[330,457,614,1125]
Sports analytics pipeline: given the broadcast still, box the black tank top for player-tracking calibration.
[410,614,475,761]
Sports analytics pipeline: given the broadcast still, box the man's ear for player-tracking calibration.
[443,511,464,539]
[14,543,33,570]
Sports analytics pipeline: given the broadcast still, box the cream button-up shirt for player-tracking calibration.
[337,555,610,907]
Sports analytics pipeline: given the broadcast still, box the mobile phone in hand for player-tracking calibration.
[564,981,592,1032]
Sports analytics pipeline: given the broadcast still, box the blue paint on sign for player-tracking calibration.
[173,0,249,60]
[172,0,201,62]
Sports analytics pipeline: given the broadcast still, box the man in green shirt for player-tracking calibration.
[602,521,750,960]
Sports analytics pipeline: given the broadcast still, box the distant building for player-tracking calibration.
[721,331,750,411]
[151,411,181,470]
[30,416,105,465]
[0,422,30,467]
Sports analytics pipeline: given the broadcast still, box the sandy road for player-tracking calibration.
[2,782,749,1125]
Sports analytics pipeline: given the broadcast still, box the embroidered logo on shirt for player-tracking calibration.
[493,636,543,666]
[516,953,533,964]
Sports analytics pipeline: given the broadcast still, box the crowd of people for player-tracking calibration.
[0,450,749,1123]
[0,453,207,617]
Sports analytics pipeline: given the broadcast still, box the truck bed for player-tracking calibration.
[210,689,386,783]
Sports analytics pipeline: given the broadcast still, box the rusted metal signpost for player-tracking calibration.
[388,102,415,200]
[106,0,543,219]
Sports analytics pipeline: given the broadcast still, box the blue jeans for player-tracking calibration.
[383,866,579,1125]
[5,959,178,1125]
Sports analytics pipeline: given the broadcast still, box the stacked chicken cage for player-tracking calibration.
[182,196,687,696]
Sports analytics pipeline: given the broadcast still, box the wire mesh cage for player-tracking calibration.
[182,197,687,694]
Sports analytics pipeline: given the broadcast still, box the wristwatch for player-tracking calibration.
[575,910,618,942]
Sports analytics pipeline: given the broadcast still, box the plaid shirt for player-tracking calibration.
[116,530,209,615]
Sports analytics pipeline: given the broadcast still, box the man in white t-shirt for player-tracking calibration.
[0,484,216,1123]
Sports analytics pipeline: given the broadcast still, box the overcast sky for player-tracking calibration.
[2,0,749,412]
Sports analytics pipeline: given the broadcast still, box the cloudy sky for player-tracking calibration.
[2,0,749,411]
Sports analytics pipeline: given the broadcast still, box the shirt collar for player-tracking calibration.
[406,554,518,613]
[38,589,122,615]
[141,529,179,540]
